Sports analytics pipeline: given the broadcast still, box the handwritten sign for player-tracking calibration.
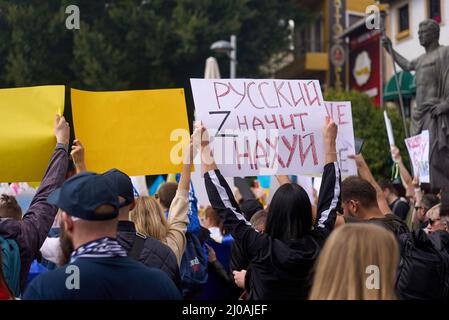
[191,78,350,177]
[405,130,430,183]
[324,101,357,176]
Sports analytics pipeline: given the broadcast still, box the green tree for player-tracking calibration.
[325,89,410,180]
[0,1,73,86]
[0,0,309,89]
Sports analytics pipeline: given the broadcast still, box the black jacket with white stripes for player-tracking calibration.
[204,162,341,300]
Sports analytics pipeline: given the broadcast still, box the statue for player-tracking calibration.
[383,19,449,190]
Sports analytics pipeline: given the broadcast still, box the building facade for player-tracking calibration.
[384,0,449,78]
[275,0,376,90]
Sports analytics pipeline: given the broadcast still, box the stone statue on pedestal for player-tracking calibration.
[383,19,449,190]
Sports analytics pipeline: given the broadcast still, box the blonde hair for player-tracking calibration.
[426,203,449,229]
[309,223,399,300]
[426,203,441,220]
[129,196,169,241]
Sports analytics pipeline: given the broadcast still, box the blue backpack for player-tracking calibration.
[180,232,208,298]
[0,236,21,297]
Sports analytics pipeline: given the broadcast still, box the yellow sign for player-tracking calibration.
[71,88,189,176]
[0,85,65,182]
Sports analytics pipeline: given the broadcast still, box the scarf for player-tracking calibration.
[70,237,127,263]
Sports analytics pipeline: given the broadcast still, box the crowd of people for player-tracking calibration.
[0,115,448,300]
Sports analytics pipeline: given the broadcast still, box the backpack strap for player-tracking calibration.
[128,232,146,261]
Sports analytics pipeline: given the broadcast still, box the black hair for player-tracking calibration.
[421,193,439,210]
[341,176,378,208]
[265,183,312,242]
[378,180,399,196]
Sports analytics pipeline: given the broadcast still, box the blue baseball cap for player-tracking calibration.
[47,172,119,221]
[102,169,134,208]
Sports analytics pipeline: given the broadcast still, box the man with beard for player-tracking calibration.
[340,176,409,238]
[69,141,182,286]
[23,172,181,300]
[340,154,409,238]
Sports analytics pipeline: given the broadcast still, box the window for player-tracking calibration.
[295,18,323,58]
[295,27,309,57]
[396,3,410,41]
[398,4,409,32]
[314,19,323,52]
[428,0,442,23]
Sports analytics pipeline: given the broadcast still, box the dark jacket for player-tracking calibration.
[230,241,249,272]
[204,162,341,300]
[117,220,181,288]
[0,146,68,291]
[23,256,181,300]
[390,198,410,221]
[396,229,449,300]
[345,213,409,238]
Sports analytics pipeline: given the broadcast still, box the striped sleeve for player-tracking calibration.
[315,162,341,231]
[204,170,268,262]
[204,170,251,229]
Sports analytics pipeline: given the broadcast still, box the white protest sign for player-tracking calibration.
[191,78,328,177]
[324,101,357,176]
[190,152,237,208]
[404,130,430,183]
[130,176,149,197]
[383,111,395,146]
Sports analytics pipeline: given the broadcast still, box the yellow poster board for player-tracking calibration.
[0,85,65,182]
[71,88,189,176]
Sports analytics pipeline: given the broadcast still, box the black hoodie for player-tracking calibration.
[204,162,341,300]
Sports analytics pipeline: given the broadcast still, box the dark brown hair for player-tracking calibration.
[378,180,399,196]
[0,194,22,220]
[205,206,226,235]
[157,182,178,209]
[341,176,378,208]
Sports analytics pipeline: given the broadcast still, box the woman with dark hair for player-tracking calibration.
[198,118,341,300]
[265,183,313,242]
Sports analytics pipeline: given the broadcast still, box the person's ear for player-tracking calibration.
[62,211,75,234]
[350,200,358,213]
[129,200,136,211]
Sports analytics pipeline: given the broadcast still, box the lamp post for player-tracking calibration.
[210,34,237,78]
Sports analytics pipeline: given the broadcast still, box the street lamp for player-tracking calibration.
[210,35,237,78]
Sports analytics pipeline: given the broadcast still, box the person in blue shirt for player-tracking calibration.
[23,172,181,300]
